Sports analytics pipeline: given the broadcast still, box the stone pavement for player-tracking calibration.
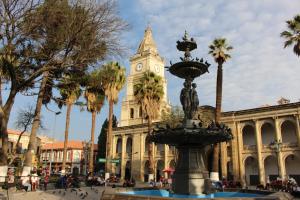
[8,186,110,200]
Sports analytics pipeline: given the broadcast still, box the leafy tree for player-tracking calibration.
[133,70,164,175]
[0,0,127,166]
[281,14,300,57]
[57,75,82,173]
[100,62,126,172]
[84,70,105,174]
[95,115,117,172]
[208,38,233,178]
[161,106,183,128]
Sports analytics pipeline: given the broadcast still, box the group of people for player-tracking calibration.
[149,176,172,188]
[263,176,299,193]
[17,168,50,192]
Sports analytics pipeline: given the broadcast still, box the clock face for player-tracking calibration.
[155,65,160,73]
[136,63,143,71]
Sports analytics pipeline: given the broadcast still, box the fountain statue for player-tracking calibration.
[149,31,233,195]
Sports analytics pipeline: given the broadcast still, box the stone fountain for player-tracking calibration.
[149,32,233,195]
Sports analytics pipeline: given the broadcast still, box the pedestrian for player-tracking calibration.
[44,175,49,191]
[31,172,38,191]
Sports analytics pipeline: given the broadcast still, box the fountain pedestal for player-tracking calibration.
[172,145,209,195]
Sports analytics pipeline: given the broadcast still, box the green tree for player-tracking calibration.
[95,115,117,172]
[100,62,126,173]
[57,75,82,173]
[281,14,300,56]
[208,38,233,179]
[84,70,105,174]
[133,70,164,176]
[161,106,183,128]
[0,0,127,166]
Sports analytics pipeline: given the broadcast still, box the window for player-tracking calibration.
[130,108,134,119]
[139,106,142,117]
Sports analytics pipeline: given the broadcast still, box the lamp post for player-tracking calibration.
[46,106,61,174]
[270,139,282,177]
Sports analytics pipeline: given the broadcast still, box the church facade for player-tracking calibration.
[110,27,300,186]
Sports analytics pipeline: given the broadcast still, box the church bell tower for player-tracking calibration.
[119,26,169,127]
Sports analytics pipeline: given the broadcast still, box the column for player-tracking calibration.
[236,122,245,186]
[231,122,240,181]
[255,120,265,186]
[220,142,227,179]
[132,134,141,181]
[140,133,144,181]
[164,144,169,178]
[274,118,286,179]
[120,135,127,180]
[295,115,300,147]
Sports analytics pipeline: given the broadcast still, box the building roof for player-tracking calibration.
[8,129,30,136]
[222,101,300,117]
[42,140,98,151]
[137,26,158,54]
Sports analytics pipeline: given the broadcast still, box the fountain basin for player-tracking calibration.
[120,190,262,198]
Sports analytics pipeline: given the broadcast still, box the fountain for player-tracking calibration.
[149,31,232,195]
[101,32,293,200]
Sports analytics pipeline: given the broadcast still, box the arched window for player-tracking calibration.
[139,106,143,117]
[261,123,275,145]
[130,108,134,119]
[242,125,256,146]
[281,121,297,144]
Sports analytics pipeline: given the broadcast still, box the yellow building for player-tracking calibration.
[111,27,300,186]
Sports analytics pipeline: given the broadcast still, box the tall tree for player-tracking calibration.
[208,38,233,180]
[133,70,164,178]
[100,62,126,173]
[95,115,117,172]
[281,14,300,57]
[0,0,127,166]
[84,70,105,174]
[57,75,82,173]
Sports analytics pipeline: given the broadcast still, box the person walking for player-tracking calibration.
[31,172,38,191]
[44,175,49,191]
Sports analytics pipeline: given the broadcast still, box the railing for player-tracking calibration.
[243,145,256,151]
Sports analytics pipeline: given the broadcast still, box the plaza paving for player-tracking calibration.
[7,186,112,200]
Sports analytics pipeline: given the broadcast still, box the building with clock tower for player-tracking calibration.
[119,26,169,127]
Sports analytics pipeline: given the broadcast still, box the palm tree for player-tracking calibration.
[280,14,300,57]
[58,75,82,174]
[100,62,126,173]
[208,38,233,180]
[133,70,164,179]
[84,70,105,174]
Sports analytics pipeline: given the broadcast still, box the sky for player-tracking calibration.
[5,0,300,142]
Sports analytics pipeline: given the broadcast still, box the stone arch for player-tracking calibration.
[227,160,233,180]
[143,160,150,182]
[244,156,259,186]
[242,125,256,146]
[264,155,278,182]
[281,120,297,144]
[169,159,176,169]
[145,136,150,153]
[285,154,300,184]
[156,160,164,181]
[130,108,134,118]
[261,122,276,145]
[116,137,122,154]
[125,160,131,180]
[126,137,133,155]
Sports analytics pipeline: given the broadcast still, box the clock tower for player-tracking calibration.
[119,26,169,126]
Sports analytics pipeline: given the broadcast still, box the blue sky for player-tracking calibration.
[5,0,300,142]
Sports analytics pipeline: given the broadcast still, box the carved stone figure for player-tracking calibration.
[190,83,199,114]
[180,81,191,119]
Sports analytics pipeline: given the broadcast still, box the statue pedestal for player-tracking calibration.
[172,146,209,195]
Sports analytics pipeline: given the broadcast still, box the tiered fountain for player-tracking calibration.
[149,31,232,195]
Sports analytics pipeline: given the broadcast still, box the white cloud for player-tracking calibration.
[134,0,300,111]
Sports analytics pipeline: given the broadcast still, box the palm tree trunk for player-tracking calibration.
[62,103,72,173]
[147,116,154,175]
[212,63,223,175]
[24,72,49,167]
[89,111,96,174]
[105,100,113,173]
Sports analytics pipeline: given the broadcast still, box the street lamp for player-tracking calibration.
[46,105,61,174]
[270,139,282,177]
